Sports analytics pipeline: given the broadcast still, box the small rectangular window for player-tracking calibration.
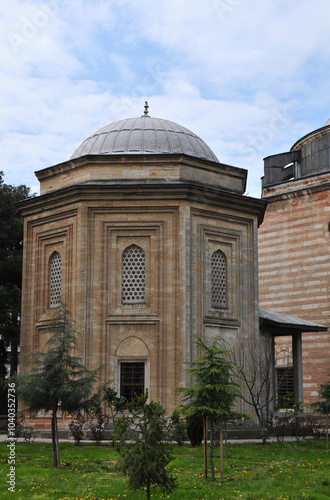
[120,362,145,402]
[276,367,294,408]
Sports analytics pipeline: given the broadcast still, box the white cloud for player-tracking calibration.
[122,0,330,97]
[109,53,135,82]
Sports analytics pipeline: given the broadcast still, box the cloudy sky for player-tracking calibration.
[1,0,330,197]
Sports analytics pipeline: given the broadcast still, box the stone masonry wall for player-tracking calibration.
[258,177,330,406]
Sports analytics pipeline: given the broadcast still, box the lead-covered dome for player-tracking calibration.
[71,115,219,163]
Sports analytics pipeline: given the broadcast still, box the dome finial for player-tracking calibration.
[144,101,149,116]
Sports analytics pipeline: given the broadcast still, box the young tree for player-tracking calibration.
[174,336,243,481]
[0,172,32,414]
[310,376,330,455]
[102,385,127,446]
[117,393,177,500]
[235,334,275,444]
[17,301,99,468]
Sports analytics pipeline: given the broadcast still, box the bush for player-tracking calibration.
[170,409,186,446]
[89,409,109,445]
[12,414,35,442]
[185,413,203,447]
[14,413,25,438]
[69,414,85,446]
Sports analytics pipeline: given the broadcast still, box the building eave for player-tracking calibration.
[262,173,330,201]
[17,182,267,225]
[259,307,328,333]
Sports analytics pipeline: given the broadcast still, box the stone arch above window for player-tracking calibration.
[116,336,150,358]
[49,251,61,308]
[121,244,146,304]
[211,249,227,308]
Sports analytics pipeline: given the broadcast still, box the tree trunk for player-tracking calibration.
[209,419,214,480]
[10,341,18,378]
[10,310,19,378]
[261,415,267,445]
[51,405,60,468]
[256,408,267,445]
[146,478,150,500]
[326,413,329,455]
[258,408,267,444]
[224,419,227,459]
[219,416,224,481]
[203,415,208,480]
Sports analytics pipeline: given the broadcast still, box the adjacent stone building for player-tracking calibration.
[18,106,266,416]
[259,120,330,406]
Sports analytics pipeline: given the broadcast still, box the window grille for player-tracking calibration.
[120,362,145,402]
[211,250,227,307]
[122,245,145,304]
[49,252,61,308]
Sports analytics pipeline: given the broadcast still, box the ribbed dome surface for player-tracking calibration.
[71,115,219,163]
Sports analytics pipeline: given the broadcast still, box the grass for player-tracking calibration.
[0,439,329,499]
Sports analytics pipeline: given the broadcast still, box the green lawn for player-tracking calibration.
[0,440,329,499]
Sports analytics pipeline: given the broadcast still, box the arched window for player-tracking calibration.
[211,249,227,308]
[49,251,61,308]
[122,245,145,304]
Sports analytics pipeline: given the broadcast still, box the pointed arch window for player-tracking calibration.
[211,249,227,308]
[49,251,62,308]
[122,245,145,304]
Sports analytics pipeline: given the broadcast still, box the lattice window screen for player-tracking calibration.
[49,252,62,308]
[122,245,145,304]
[211,250,227,307]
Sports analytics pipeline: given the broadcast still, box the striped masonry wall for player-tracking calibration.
[258,177,330,406]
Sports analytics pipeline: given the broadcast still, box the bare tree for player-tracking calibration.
[234,334,275,444]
